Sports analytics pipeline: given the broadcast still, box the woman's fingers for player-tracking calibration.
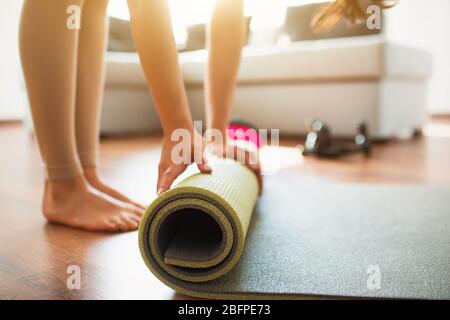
[197,153,213,173]
[244,159,263,195]
[156,135,262,197]
[240,146,262,194]
[252,163,263,195]
[157,164,187,195]
[223,144,263,194]
[158,161,211,195]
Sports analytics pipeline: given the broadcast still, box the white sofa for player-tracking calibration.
[102,34,431,138]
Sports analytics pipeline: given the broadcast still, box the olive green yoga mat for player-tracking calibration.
[139,160,450,299]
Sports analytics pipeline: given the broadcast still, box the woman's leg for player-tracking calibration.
[19,0,142,232]
[20,0,83,180]
[205,0,246,134]
[74,0,143,209]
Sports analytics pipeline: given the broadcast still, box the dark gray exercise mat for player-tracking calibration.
[175,175,450,299]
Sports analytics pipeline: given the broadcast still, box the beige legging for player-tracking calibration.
[19,0,109,180]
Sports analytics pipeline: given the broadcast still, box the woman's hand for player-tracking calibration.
[157,131,263,195]
[207,139,263,194]
[157,128,212,195]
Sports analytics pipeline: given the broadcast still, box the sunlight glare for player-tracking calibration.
[107,1,323,45]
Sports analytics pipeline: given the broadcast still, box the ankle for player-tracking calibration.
[44,175,88,203]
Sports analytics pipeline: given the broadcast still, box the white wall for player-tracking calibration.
[384,0,450,114]
[0,1,26,120]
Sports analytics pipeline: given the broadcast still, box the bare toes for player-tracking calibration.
[103,221,120,232]
[130,202,146,210]
[130,208,144,217]
[127,212,142,225]
[121,216,139,230]
[114,201,144,216]
[110,217,129,232]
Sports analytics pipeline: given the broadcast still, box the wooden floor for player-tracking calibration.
[1,119,450,300]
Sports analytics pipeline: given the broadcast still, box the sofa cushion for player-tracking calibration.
[105,35,431,88]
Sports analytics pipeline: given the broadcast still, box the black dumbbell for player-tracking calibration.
[302,120,371,158]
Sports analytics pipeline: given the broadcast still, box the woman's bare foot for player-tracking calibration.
[43,176,143,232]
[83,168,146,210]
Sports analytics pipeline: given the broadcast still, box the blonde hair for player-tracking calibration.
[311,0,397,32]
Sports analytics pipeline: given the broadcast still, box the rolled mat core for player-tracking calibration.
[139,159,258,288]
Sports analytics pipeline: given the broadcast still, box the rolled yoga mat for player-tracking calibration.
[139,159,259,296]
[139,160,450,299]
